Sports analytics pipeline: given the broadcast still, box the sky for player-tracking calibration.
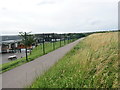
[0,0,119,35]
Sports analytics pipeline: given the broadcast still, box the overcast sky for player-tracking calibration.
[0,0,119,35]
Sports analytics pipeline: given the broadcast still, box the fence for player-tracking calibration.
[35,33,86,55]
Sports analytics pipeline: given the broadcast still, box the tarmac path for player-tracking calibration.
[2,38,84,88]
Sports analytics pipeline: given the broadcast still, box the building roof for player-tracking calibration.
[0,39,22,45]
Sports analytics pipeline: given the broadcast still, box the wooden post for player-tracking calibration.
[64,34,65,45]
[53,33,55,50]
[60,34,61,47]
[67,35,69,44]
[25,32,28,61]
[42,33,45,54]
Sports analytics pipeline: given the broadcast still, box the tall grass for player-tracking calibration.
[0,40,74,73]
[29,32,118,88]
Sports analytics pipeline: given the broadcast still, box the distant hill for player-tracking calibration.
[2,35,21,41]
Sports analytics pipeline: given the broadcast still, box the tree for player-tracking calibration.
[19,32,35,61]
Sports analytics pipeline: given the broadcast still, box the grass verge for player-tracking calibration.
[29,32,118,88]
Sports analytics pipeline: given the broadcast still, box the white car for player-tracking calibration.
[8,55,17,60]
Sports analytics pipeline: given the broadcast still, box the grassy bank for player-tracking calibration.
[0,40,75,73]
[30,32,118,88]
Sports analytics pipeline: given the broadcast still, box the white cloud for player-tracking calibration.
[0,0,118,35]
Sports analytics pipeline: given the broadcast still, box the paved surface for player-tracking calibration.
[2,38,84,88]
[1,52,26,64]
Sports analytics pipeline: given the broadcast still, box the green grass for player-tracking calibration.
[0,40,75,73]
[29,32,118,88]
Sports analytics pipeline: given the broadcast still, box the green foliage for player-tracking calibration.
[29,32,118,88]
[19,32,35,47]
